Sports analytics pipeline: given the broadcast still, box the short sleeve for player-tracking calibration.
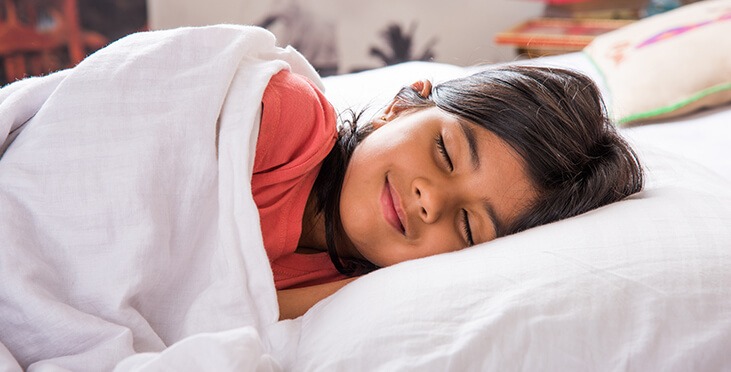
[252,70,337,263]
[254,70,336,182]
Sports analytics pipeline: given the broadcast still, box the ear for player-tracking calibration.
[411,79,432,99]
[373,79,433,130]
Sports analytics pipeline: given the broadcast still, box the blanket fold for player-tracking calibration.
[0,25,317,371]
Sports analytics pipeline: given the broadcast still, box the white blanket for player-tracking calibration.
[0,25,317,371]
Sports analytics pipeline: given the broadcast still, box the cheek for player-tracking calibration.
[338,161,383,250]
[420,227,465,257]
[377,229,464,267]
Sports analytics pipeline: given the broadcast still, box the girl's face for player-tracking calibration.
[338,106,536,267]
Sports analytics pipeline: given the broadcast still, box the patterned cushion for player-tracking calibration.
[584,0,731,125]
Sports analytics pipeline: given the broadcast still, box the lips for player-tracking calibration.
[381,176,406,235]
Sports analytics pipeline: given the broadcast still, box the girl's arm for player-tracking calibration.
[277,277,358,320]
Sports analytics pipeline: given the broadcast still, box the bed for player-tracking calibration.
[1,2,730,371]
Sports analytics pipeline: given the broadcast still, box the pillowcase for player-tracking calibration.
[291,146,731,370]
[322,61,469,121]
[584,0,731,125]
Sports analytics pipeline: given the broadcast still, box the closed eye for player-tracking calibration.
[435,134,453,172]
[462,209,475,246]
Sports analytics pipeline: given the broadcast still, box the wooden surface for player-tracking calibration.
[0,0,107,83]
[495,17,634,57]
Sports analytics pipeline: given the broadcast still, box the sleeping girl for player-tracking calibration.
[258,66,644,319]
[0,25,643,368]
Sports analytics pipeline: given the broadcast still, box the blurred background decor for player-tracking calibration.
[368,23,437,69]
[148,0,546,75]
[257,1,339,76]
[495,0,703,57]
[256,1,439,75]
[2,0,706,83]
[0,0,146,85]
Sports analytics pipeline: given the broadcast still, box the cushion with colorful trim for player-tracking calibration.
[584,0,731,125]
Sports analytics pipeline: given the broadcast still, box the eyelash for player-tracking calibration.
[435,135,474,246]
[462,209,475,247]
[434,135,454,172]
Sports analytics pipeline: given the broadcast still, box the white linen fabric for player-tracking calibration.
[0,25,316,371]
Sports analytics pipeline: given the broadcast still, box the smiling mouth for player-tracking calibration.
[381,177,406,235]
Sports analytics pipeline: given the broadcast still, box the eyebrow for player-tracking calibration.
[457,120,480,171]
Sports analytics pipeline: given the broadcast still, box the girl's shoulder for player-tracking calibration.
[256,69,337,176]
[264,69,333,124]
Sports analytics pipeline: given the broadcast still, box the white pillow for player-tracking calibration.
[292,147,731,371]
[323,61,470,122]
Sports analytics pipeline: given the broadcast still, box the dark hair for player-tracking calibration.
[312,110,379,275]
[314,65,644,275]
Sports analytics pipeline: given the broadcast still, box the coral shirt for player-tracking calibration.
[253,70,347,290]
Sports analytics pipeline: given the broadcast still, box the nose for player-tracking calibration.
[412,178,449,224]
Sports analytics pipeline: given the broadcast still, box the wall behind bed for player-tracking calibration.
[146,0,545,75]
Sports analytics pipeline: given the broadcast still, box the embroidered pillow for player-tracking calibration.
[584,0,731,125]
